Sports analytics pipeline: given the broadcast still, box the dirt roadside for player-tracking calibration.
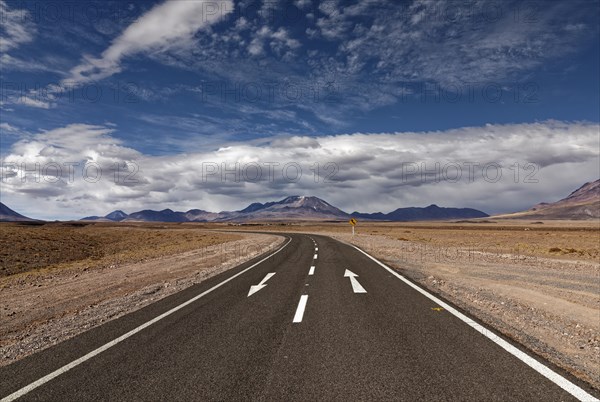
[0,231,284,366]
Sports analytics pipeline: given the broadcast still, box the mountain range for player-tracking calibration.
[4,180,598,223]
[81,195,488,223]
[496,179,600,220]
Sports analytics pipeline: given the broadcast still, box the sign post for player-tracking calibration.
[349,218,357,236]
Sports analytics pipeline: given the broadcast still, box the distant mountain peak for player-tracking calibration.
[227,195,347,221]
[105,210,128,221]
[277,195,333,207]
[240,202,267,213]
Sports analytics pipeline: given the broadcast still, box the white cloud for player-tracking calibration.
[8,0,596,125]
[136,0,597,131]
[0,122,26,137]
[64,0,234,86]
[15,96,54,109]
[1,121,598,220]
[309,0,596,89]
[1,122,17,132]
[0,54,60,72]
[0,0,35,53]
[248,37,265,56]
[246,25,300,57]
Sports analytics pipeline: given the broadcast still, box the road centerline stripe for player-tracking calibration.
[293,295,309,323]
[309,266,315,275]
[0,236,292,402]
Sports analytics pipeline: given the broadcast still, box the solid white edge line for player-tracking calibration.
[347,241,598,402]
[309,266,315,275]
[1,236,293,402]
[293,295,309,323]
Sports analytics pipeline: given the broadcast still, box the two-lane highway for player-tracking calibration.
[1,233,598,401]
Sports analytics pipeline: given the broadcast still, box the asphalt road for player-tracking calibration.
[1,233,598,401]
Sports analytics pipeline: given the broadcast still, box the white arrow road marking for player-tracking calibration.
[344,269,367,293]
[247,272,276,297]
[293,295,309,323]
[309,266,315,275]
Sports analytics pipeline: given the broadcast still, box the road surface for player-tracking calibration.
[1,233,598,401]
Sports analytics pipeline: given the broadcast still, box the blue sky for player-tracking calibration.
[1,0,599,219]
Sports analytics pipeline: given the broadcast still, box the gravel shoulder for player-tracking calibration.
[0,231,283,366]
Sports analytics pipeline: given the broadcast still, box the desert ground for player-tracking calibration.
[1,219,598,390]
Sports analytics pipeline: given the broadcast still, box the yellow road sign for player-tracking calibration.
[349,218,357,226]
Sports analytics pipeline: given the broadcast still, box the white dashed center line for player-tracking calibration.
[293,295,309,323]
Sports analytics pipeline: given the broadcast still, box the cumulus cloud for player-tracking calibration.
[247,25,300,57]
[63,0,234,86]
[1,121,598,220]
